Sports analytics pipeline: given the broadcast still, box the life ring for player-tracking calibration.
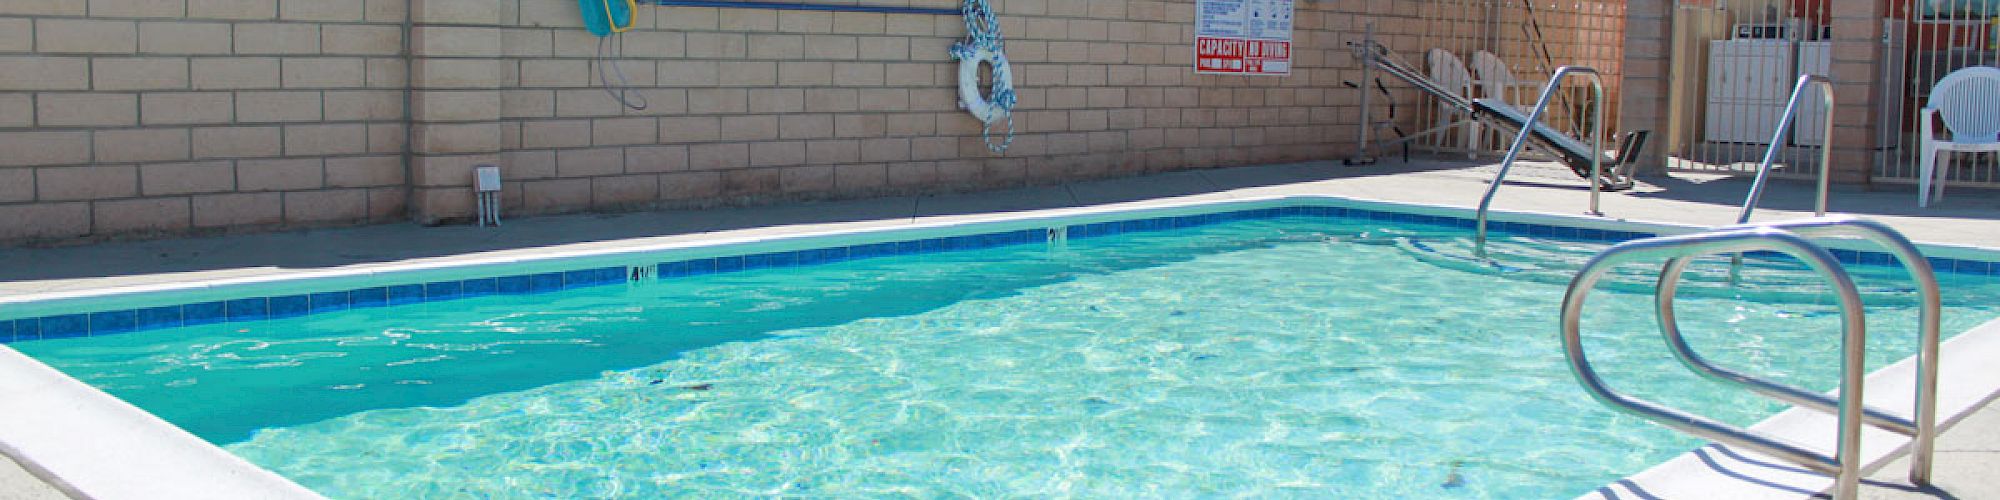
[954,44,1016,125]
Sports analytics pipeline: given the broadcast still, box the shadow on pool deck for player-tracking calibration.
[1,158,1997,295]
[1625,174,2000,222]
[0,160,1460,288]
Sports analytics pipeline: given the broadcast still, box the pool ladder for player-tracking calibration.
[1475,66,1610,256]
[1559,217,1941,500]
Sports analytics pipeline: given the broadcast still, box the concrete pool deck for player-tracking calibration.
[1,158,1997,498]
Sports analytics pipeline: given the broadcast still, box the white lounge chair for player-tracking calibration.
[1919,66,2000,208]
[1427,49,1481,156]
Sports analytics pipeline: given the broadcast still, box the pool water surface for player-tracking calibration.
[13,215,2000,498]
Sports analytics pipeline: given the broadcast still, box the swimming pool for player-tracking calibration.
[5,199,2000,498]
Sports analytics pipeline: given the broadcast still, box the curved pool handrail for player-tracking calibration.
[1660,255,1915,433]
[1561,227,1868,499]
[1708,216,1942,484]
[1476,66,1606,255]
[1739,75,1837,225]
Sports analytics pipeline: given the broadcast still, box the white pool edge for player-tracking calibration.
[0,346,321,500]
[1577,314,2000,500]
[1,193,1995,499]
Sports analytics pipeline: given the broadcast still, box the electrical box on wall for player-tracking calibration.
[474,165,502,227]
[475,166,502,193]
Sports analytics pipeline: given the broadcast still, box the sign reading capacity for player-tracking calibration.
[1194,0,1293,76]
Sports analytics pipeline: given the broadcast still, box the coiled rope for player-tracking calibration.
[951,0,1015,154]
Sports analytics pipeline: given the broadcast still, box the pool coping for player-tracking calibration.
[0,193,1995,499]
[5,194,1993,329]
[1580,315,2000,500]
[0,346,321,500]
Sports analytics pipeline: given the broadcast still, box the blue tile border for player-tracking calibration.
[463,278,497,297]
[136,306,183,330]
[649,227,1054,280]
[529,272,564,293]
[41,314,88,340]
[183,302,225,326]
[309,292,350,314]
[423,281,463,302]
[496,275,531,294]
[270,295,310,319]
[386,285,425,306]
[12,319,38,342]
[224,298,269,322]
[88,311,136,335]
[6,204,1999,343]
[4,265,646,343]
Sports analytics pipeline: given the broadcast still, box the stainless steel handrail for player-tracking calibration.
[1476,66,1606,255]
[1673,217,1943,485]
[1729,76,1836,282]
[1739,75,1836,224]
[1663,256,1915,432]
[1562,227,1869,499]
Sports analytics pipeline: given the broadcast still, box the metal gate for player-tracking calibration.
[1666,0,2000,189]
[1663,0,1835,180]
[1882,0,2000,188]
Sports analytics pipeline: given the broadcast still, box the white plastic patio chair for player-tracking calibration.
[1470,50,1542,110]
[1919,66,2000,208]
[1427,49,1481,156]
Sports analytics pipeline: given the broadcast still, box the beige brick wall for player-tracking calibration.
[479,0,1347,220]
[0,0,1633,244]
[0,0,408,243]
[1619,0,1671,173]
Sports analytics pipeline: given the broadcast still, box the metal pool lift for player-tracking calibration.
[1559,216,1942,500]
[1345,27,1651,193]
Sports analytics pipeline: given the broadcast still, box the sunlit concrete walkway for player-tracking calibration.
[1,158,1996,498]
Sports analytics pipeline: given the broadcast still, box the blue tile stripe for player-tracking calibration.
[3,265,632,343]
[657,228,1049,278]
[5,205,1998,343]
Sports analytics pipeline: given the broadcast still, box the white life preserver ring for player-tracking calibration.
[956,45,1014,125]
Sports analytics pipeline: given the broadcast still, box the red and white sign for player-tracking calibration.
[1195,36,1291,75]
[1193,0,1293,76]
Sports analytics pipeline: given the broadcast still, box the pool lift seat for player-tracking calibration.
[1559,217,1943,500]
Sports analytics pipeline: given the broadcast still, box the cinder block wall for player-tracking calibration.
[0,0,409,242]
[473,0,1362,222]
[0,0,1632,244]
[1617,0,1670,174]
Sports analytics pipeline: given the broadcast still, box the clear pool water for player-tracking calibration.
[14,216,2000,498]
